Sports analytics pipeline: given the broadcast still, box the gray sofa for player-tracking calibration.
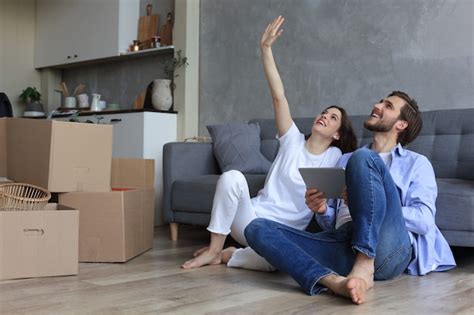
[163,108,474,247]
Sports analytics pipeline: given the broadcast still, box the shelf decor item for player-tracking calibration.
[19,86,46,118]
[151,79,173,111]
[163,49,188,82]
[159,12,173,46]
[138,4,159,49]
[0,183,51,211]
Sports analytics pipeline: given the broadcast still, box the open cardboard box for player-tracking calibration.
[0,118,6,177]
[5,118,113,192]
[0,203,79,280]
[59,158,155,262]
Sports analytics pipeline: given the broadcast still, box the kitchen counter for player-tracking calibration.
[52,108,177,119]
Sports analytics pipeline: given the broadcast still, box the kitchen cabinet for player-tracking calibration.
[35,0,139,68]
[56,110,177,226]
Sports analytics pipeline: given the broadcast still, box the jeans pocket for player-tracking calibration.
[374,245,412,280]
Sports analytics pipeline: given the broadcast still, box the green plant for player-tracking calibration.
[164,49,188,78]
[19,87,42,103]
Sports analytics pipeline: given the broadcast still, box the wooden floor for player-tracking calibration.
[1,225,473,315]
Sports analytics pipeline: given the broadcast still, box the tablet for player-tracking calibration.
[298,167,345,199]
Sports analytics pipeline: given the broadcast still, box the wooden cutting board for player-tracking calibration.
[138,4,159,45]
[132,91,146,109]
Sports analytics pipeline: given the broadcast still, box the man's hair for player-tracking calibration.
[389,91,422,146]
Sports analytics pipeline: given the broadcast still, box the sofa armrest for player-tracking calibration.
[162,142,220,223]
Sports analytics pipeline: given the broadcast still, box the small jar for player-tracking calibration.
[152,36,161,48]
[133,40,140,52]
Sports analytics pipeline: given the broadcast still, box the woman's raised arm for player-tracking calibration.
[261,16,293,137]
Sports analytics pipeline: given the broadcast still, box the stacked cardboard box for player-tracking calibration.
[59,159,155,262]
[5,118,112,192]
[0,203,79,280]
[0,118,155,280]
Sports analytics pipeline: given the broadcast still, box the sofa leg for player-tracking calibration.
[170,222,179,241]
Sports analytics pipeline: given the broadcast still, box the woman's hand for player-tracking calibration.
[261,16,285,49]
[305,188,327,214]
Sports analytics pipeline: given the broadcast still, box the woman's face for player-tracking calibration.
[312,107,342,140]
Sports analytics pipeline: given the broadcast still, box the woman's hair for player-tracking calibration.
[324,105,358,153]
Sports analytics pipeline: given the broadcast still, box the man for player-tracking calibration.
[244,91,456,305]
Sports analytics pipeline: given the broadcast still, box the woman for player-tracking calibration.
[182,16,357,270]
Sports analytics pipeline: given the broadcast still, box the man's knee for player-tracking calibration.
[244,218,275,246]
[347,148,380,172]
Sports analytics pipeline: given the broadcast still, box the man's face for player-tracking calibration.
[364,96,406,133]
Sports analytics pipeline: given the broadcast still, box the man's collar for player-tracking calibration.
[393,143,406,156]
[365,142,406,156]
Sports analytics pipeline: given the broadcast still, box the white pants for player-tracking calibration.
[207,170,276,272]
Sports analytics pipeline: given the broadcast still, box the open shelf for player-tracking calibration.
[50,46,175,69]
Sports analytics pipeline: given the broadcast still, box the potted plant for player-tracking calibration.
[151,50,188,111]
[164,49,188,85]
[19,86,45,117]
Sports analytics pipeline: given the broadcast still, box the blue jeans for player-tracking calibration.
[245,148,412,295]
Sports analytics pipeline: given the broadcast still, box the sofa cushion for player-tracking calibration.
[435,178,474,231]
[171,174,267,214]
[207,123,272,174]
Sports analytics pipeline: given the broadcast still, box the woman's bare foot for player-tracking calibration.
[193,246,209,257]
[181,249,222,269]
[221,246,237,264]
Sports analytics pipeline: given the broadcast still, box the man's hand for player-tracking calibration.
[261,16,285,49]
[305,188,327,214]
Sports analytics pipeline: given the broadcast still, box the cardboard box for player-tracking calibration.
[0,118,6,177]
[6,118,113,192]
[0,203,79,280]
[59,158,155,262]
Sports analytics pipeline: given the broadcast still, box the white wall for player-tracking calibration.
[174,0,199,141]
[0,0,41,117]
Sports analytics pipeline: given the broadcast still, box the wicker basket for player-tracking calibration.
[0,183,51,211]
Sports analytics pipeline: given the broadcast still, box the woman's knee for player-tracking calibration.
[218,170,246,189]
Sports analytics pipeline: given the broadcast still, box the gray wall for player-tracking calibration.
[199,0,474,135]
[62,53,172,109]
[62,0,174,109]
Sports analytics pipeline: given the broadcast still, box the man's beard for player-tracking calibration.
[364,116,398,132]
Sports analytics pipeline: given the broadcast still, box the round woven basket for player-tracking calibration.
[0,183,51,211]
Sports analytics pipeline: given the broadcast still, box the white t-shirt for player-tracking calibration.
[335,150,395,229]
[251,123,342,230]
[379,151,393,169]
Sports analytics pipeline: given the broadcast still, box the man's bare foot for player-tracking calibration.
[181,249,222,269]
[221,246,237,264]
[347,255,374,290]
[193,246,209,257]
[333,276,369,305]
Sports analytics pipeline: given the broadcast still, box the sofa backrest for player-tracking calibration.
[250,108,474,180]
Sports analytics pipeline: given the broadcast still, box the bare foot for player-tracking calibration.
[193,246,209,257]
[181,249,222,269]
[221,246,237,264]
[349,252,375,287]
[330,276,369,305]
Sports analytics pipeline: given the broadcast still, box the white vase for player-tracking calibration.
[151,79,173,111]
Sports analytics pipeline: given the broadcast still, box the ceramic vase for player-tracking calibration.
[151,79,173,111]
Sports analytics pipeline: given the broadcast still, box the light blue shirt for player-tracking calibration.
[317,143,456,276]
